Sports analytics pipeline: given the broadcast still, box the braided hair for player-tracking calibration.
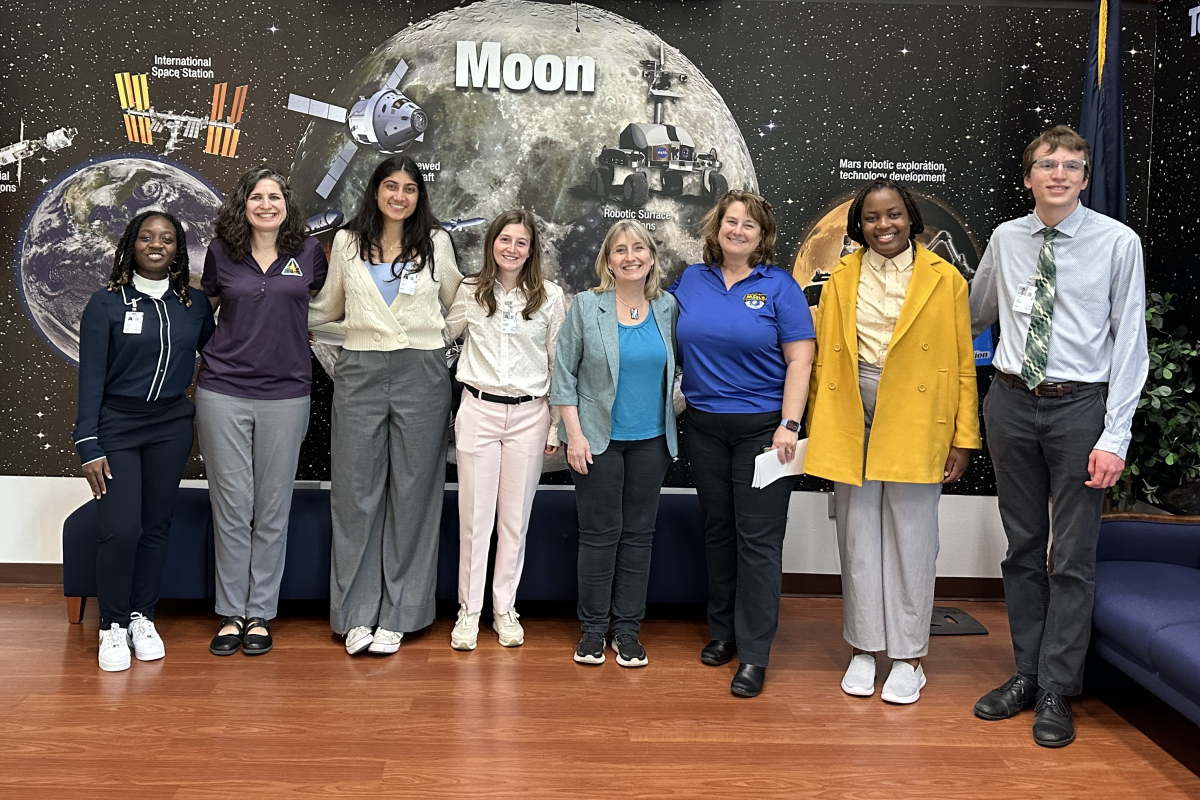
[845,178,924,249]
[106,210,193,306]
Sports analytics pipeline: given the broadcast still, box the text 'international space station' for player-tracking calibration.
[115,72,250,158]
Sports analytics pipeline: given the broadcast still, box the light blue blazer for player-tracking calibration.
[550,289,678,457]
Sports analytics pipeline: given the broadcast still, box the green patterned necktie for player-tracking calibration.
[1020,227,1060,389]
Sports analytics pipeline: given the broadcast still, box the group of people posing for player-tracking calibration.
[75,124,1147,748]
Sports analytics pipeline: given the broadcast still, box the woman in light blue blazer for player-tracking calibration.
[551,220,678,669]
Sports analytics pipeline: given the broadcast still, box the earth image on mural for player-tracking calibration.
[16,156,223,364]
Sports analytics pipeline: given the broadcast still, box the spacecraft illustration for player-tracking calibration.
[303,209,484,237]
[0,122,77,184]
[114,73,249,158]
[287,60,429,199]
[590,44,726,208]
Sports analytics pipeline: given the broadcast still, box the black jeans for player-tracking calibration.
[684,407,796,667]
[570,436,671,635]
[95,397,196,628]
[984,377,1107,696]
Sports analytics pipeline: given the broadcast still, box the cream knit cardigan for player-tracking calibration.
[309,227,463,351]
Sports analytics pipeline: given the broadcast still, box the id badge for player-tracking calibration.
[501,309,518,334]
[123,311,144,334]
[1012,279,1036,315]
[397,265,418,296]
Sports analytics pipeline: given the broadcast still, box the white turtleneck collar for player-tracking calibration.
[132,273,171,299]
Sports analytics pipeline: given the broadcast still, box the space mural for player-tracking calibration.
[0,0,1156,491]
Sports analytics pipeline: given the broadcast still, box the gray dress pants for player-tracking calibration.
[834,362,942,660]
[196,387,310,621]
[329,348,450,635]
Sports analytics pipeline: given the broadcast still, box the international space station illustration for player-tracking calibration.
[114,72,249,158]
[287,60,429,199]
[1,122,77,184]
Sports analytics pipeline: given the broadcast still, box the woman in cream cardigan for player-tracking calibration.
[805,179,979,704]
[309,156,462,656]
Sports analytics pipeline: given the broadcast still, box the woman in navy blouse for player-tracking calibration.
[74,210,215,672]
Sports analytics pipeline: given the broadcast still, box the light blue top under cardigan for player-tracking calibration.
[610,314,668,441]
[550,288,679,457]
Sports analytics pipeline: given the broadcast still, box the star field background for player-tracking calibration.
[0,0,1157,494]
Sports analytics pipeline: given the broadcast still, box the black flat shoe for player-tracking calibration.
[242,617,273,656]
[210,615,246,656]
[1032,691,1075,747]
[701,640,737,667]
[974,674,1038,720]
[731,664,766,698]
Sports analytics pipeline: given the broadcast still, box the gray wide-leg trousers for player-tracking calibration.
[329,348,450,635]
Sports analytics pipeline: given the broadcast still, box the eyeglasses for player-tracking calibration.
[1031,158,1087,174]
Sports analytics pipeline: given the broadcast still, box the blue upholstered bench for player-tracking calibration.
[1092,514,1200,727]
[62,487,708,622]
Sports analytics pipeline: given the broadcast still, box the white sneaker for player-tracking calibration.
[451,604,480,651]
[127,612,165,661]
[98,623,131,672]
[881,661,926,704]
[493,608,524,647]
[345,626,374,655]
[368,627,403,654]
[841,653,876,696]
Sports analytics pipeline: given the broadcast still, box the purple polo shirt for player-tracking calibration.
[197,236,328,399]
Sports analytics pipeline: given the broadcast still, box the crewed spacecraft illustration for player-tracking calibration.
[287,60,429,199]
[114,72,249,158]
[0,122,77,184]
[303,209,484,237]
[591,44,726,208]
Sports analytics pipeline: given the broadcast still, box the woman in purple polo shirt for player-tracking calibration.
[196,167,328,657]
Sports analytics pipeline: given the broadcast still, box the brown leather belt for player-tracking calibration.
[996,371,1106,398]
[464,384,536,405]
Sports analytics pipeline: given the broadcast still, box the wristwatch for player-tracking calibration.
[780,418,800,433]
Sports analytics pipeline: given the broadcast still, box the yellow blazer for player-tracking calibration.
[805,244,980,486]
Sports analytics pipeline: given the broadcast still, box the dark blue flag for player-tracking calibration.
[1079,0,1126,222]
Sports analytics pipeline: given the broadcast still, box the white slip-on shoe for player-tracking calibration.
[345,626,374,655]
[98,623,131,672]
[841,653,876,697]
[881,661,926,704]
[368,627,403,654]
[493,608,524,647]
[451,604,480,651]
[127,612,165,661]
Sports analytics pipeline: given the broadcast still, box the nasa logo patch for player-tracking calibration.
[743,292,767,310]
[656,145,669,159]
[281,258,303,276]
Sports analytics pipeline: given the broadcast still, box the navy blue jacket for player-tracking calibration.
[73,284,215,464]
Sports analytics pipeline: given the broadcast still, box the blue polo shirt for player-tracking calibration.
[670,262,814,414]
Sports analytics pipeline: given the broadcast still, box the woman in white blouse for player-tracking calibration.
[309,156,462,656]
[444,209,565,650]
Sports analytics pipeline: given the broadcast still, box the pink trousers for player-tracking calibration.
[454,391,549,614]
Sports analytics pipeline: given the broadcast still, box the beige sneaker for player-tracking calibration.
[493,608,524,647]
[451,604,480,651]
[345,626,373,655]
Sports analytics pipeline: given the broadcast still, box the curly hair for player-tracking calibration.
[465,210,547,320]
[213,167,308,261]
[700,191,777,268]
[345,156,443,281]
[106,210,192,306]
[845,178,924,249]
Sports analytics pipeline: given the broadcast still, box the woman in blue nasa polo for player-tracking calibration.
[670,191,815,698]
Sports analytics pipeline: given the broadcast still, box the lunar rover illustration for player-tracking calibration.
[590,45,726,208]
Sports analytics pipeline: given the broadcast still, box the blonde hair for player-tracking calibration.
[592,220,664,300]
[700,191,777,268]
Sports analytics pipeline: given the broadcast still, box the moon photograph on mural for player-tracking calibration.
[289,0,757,296]
[15,156,222,364]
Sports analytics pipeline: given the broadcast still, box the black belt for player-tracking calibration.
[996,371,1106,398]
[464,384,536,405]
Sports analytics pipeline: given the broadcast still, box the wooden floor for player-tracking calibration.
[2,588,1198,799]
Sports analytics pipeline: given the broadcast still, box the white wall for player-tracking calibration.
[0,476,1006,578]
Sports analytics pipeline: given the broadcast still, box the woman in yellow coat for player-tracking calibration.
[805,179,980,704]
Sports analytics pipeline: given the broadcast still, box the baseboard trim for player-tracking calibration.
[0,563,63,586]
[782,573,1005,600]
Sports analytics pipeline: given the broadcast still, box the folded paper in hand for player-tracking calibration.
[752,438,808,489]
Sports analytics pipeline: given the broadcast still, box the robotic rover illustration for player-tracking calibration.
[1,122,77,184]
[114,73,249,158]
[589,44,726,208]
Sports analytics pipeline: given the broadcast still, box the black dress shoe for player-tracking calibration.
[730,664,766,698]
[701,640,737,666]
[210,615,246,656]
[1033,691,1075,747]
[974,674,1038,720]
[242,617,273,656]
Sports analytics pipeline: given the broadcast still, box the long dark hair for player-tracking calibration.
[213,167,308,261]
[467,210,547,319]
[846,178,925,249]
[345,156,442,280]
[106,211,192,306]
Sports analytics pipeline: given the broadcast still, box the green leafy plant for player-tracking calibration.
[1114,292,1200,508]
